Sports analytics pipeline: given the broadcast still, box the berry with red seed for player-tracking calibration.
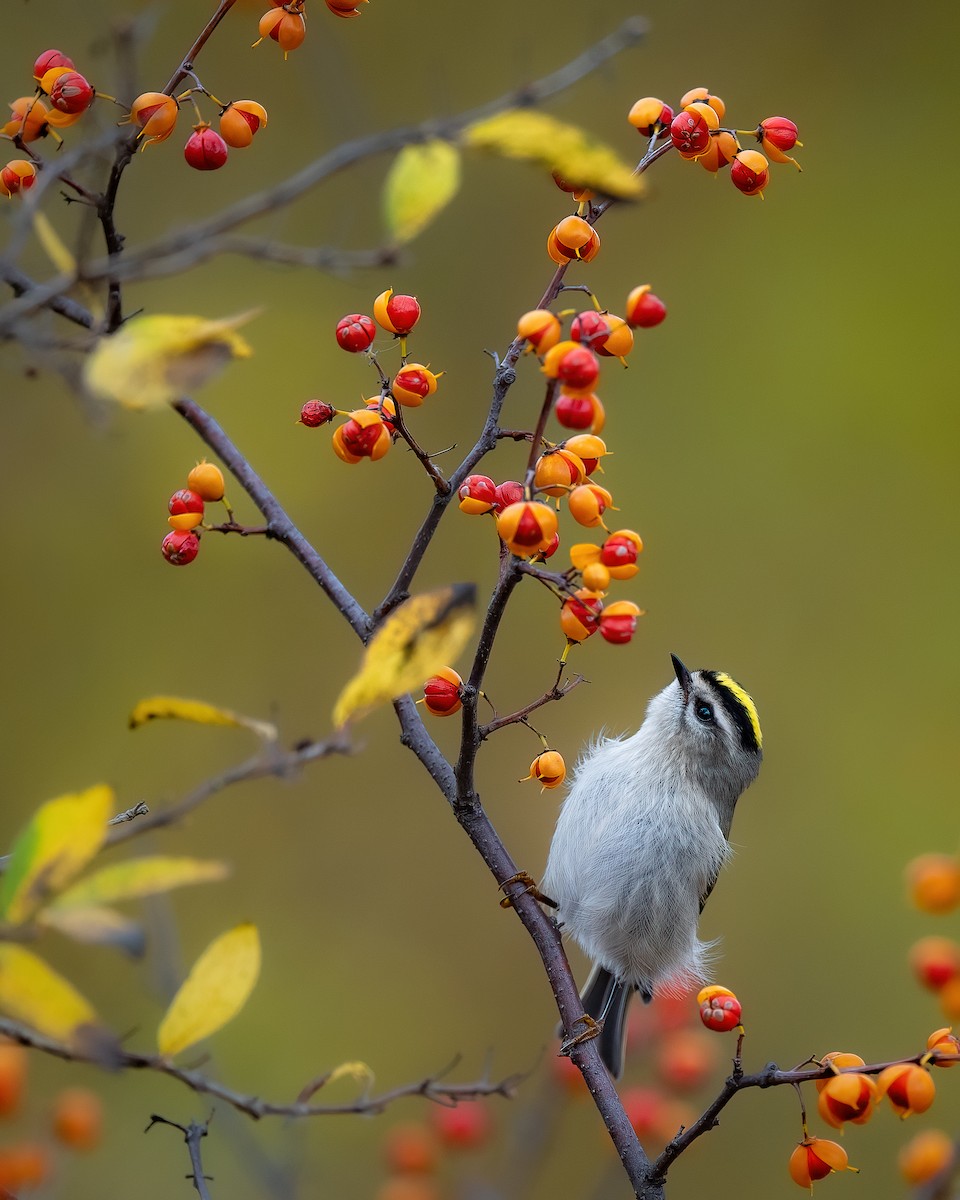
[33,49,74,80]
[299,400,337,427]
[184,125,228,170]
[493,480,524,513]
[458,474,497,515]
[627,97,674,137]
[335,313,376,352]
[625,285,666,328]
[374,289,421,336]
[162,529,200,565]
[730,150,769,197]
[219,100,268,148]
[48,70,94,115]
[167,488,205,531]
[570,311,611,351]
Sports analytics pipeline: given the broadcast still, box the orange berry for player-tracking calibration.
[186,461,226,502]
[560,589,603,643]
[680,87,726,121]
[594,314,634,360]
[909,936,960,991]
[382,1123,438,1175]
[697,130,738,174]
[129,92,179,148]
[815,1051,865,1092]
[373,290,421,336]
[555,390,605,433]
[898,1129,955,1184]
[392,364,440,407]
[0,159,38,198]
[788,1137,852,1188]
[0,1043,27,1116]
[730,150,770,197]
[457,474,497,515]
[496,501,558,557]
[256,7,307,54]
[655,1029,717,1092]
[625,285,667,329]
[627,97,673,137]
[52,1087,103,1151]
[562,434,607,476]
[906,854,960,913]
[877,1063,936,1118]
[817,1072,878,1128]
[926,1027,960,1066]
[219,100,268,148]
[599,600,642,646]
[332,409,391,463]
[534,448,586,497]
[600,529,642,579]
[2,97,50,143]
[521,750,566,791]
[547,217,600,265]
[567,484,614,529]
[517,309,561,354]
[581,561,610,592]
[375,1178,441,1200]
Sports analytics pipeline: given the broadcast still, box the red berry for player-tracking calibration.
[493,480,524,513]
[161,529,200,565]
[599,601,641,645]
[625,285,667,328]
[556,347,599,392]
[430,1103,492,1149]
[759,115,799,152]
[422,669,463,717]
[184,125,228,170]
[699,993,741,1032]
[33,49,74,80]
[458,474,497,515]
[570,311,611,351]
[669,110,711,158]
[168,488,204,516]
[48,70,94,115]
[335,313,376,352]
[374,290,421,336]
[300,399,337,427]
[730,150,769,197]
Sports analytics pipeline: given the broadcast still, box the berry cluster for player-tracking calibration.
[127,90,268,172]
[376,1103,493,1200]
[254,0,369,57]
[0,1041,102,1192]
[300,289,439,464]
[628,86,801,199]
[160,461,227,567]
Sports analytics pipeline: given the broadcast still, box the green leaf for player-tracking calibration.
[462,110,644,200]
[0,944,99,1042]
[157,924,261,1058]
[383,140,462,245]
[50,856,229,909]
[0,785,112,925]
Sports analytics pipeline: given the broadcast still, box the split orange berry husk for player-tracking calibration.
[625,285,667,328]
[0,159,38,198]
[2,97,50,142]
[927,1027,960,1066]
[898,1129,955,1184]
[496,501,558,557]
[256,7,307,54]
[167,488,205,531]
[332,409,391,463]
[219,100,268,148]
[517,309,561,355]
[392,364,440,407]
[560,589,603,642]
[541,342,600,392]
[627,96,673,137]
[521,750,566,791]
[547,216,600,265]
[562,434,607,475]
[788,1138,854,1189]
[759,116,802,168]
[599,600,642,646]
[877,1063,936,1118]
[568,483,614,529]
[186,461,226,502]
[815,1052,865,1092]
[534,448,586,497]
[595,314,634,360]
[421,668,463,717]
[906,853,960,913]
[697,131,738,174]
[731,150,770,198]
[817,1072,878,1128]
[581,562,610,592]
[679,86,726,121]
[130,92,180,148]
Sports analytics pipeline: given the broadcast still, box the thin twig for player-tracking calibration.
[146,1115,214,1200]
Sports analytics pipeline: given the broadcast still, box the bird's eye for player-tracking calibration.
[695,701,714,724]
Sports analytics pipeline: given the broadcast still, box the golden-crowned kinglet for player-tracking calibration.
[542,654,762,1077]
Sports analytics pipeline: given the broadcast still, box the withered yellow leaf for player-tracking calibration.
[383,140,461,245]
[327,1060,375,1088]
[157,923,261,1057]
[83,311,256,410]
[463,110,644,200]
[50,856,229,909]
[0,944,99,1042]
[38,904,145,956]
[0,785,113,925]
[332,583,476,728]
[128,695,276,740]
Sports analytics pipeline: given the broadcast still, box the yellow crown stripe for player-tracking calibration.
[714,673,762,749]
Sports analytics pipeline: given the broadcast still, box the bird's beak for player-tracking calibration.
[671,654,693,702]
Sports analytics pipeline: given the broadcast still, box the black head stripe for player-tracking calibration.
[701,671,761,753]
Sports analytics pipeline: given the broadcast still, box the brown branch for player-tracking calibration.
[479,674,586,738]
[146,1115,214,1200]
[0,1018,525,1120]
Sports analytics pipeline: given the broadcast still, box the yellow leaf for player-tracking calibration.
[0,944,98,1042]
[0,785,113,925]
[32,211,77,275]
[383,140,461,245]
[128,695,276,740]
[157,923,261,1057]
[49,857,229,909]
[327,1060,375,1088]
[83,311,257,410]
[463,110,644,200]
[332,583,476,728]
[38,905,145,956]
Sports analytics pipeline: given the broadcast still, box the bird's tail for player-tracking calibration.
[580,965,648,1079]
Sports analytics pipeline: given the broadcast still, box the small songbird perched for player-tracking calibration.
[542,654,762,1077]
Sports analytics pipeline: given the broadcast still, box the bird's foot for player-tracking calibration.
[559,1014,602,1056]
[498,871,557,909]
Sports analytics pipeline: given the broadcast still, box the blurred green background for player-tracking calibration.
[2,0,959,1196]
